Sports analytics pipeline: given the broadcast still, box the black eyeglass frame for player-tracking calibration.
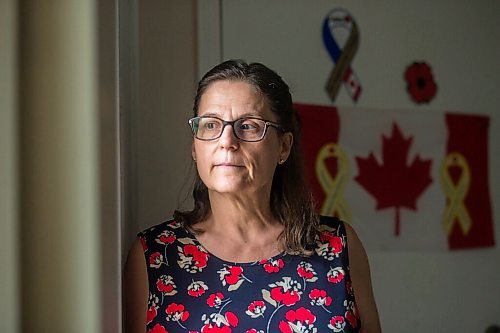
[188,115,286,142]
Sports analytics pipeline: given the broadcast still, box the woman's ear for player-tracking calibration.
[278,132,293,164]
[191,142,196,162]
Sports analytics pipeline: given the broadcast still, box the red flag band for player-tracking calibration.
[443,114,494,249]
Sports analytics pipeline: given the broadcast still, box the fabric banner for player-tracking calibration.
[295,103,494,251]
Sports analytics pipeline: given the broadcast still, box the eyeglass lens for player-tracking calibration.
[194,117,267,141]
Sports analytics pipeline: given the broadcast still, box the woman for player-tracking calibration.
[124,60,381,332]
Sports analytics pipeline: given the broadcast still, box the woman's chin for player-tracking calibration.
[209,183,248,195]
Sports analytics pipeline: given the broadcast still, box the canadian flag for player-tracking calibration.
[295,103,494,251]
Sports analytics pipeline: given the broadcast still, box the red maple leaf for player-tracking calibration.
[355,123,433,236]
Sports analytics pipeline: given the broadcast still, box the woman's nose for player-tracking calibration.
[218,123,239,149]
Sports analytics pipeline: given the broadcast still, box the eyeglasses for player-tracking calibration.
[188,115,285,142]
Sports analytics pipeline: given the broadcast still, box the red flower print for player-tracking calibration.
[168,220,181,229]
[316,229,343,260]
[245,330,264,333]
[206,292,225,308]
[147,293,160,324]
[270,287,300,306]
[404,61,438,104]
[265,277,302,307]
[260,258,284,273]
[278,307,317,333]
[328,316,346,332]
[344,299,360,328]
[226,266,243,285]
[149,252,165,268]
[218,265,252,291]
[177,244,209,273]
[345,310,359,329]
[148,323,168,333]
[327,267,345,284]
[165,303,190,329]
[225,312,238,327]
[201,311,239,333]
[187,280,208,297]
[156,229,176,245]
[147,306,157,325]
[156,275,177,296]
[140,236,148,251]
[296,261,318,282]
[166,303,190,321]
[245,300,266,318]
[309,289,332,313]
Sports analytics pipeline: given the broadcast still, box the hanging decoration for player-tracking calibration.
[322,8,362,103]
[404,61,438,104]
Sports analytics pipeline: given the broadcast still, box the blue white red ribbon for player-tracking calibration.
[322,8,362,102]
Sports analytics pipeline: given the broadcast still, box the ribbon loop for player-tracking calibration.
[315,143,351,221]
[322,8,362,102]
[440,152,472,235]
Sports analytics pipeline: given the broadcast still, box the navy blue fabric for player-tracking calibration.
[138,216,361,333]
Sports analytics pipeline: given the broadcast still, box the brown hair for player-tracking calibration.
[174,59,319,255]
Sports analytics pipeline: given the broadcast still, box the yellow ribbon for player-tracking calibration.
[440,152,472,235]
[315,143,351,221]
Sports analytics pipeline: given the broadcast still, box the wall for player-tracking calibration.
[0,0,19,331]
[126,0,198,252]
[207,0,499,332]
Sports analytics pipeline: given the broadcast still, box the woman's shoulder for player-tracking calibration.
[318,215,343,229]
[317,215,349,239]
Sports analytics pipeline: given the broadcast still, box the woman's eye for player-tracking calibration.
[204,121,219,130]
[240,123,256,130]
[239,120,260,131]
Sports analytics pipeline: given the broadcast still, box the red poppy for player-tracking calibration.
[279,307,316,333]
[327,267,345,284]
[404,62,437,104]
[260,258,284,273]
[296,262,317,282]
[201,312,238,333]
[149,252,164,268]
[156,275,176,295]
[146,306,157,325]
[328,316,346,332]
[345,309,359,328]
[245,300,266,318]
[148,323,168,333]
[309,288,332,306]
[319,231,343,256]
[187,280,208,297]
[178,244,209,272]
[206,292,224,308]
[165,303,190,322]
[156,230,176,245]
[140,236,148,251]
[225,266,243,285]
[270,287,300,306]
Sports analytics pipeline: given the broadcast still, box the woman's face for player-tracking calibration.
[192,80,293,197]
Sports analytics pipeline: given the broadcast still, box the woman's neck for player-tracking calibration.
[206,190,276,234]
[191,190,284,262]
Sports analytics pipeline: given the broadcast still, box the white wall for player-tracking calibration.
[198,0,500,331]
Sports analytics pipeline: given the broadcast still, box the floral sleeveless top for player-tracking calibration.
[138,216,361,333]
